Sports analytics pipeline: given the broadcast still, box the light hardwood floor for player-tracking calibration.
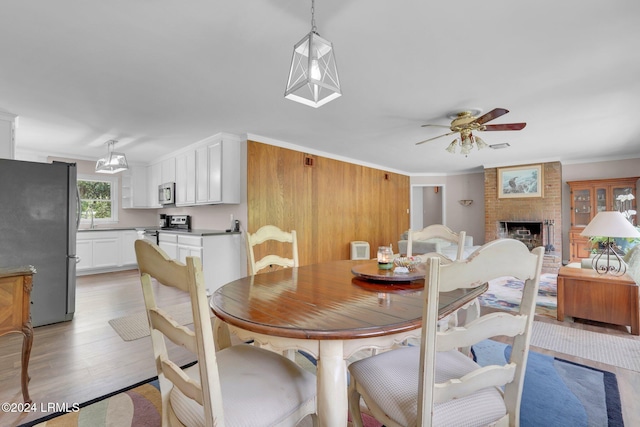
[1,270,639,426]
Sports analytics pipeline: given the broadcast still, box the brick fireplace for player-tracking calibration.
[485,162,562,273]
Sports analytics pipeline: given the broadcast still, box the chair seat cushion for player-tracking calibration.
[170,344,316,427]
[348,346,507,426]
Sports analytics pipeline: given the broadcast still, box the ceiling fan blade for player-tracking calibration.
[421,124,451,129]
[415,131,456,145]
[474,108,509,125]
[483,123,527,131]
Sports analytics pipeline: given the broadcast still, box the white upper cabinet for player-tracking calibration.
[122,133,241,209]
[176,150,196,206]
[161,157,176,184]
[122,165,148,208]
[195,135,240,205]
[147,162,162,208]
[195,144,209,204]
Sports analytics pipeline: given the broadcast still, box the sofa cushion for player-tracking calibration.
[624,245,640,283]
[397,240,438,256]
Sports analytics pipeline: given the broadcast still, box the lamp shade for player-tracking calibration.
[580,211,640,238]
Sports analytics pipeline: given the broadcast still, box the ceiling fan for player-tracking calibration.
[416,108,526,155]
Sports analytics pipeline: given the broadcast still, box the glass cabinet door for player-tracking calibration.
[573,188,592,227]
[612,187,634,208]
[612,185,636,220]
[595,187,607,214]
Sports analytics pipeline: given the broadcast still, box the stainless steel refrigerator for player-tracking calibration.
[0,158,79,326]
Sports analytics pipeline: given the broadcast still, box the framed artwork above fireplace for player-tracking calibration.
[498,164,543,198]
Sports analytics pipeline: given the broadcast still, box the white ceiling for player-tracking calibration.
[1,0,639,175]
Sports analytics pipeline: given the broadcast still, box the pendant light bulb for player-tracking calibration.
[310,57,322,81]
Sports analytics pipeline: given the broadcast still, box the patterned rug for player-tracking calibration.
[17,376,167,427]
[19,338,624,427]
[18,358,379,427]
[478,273,558,318]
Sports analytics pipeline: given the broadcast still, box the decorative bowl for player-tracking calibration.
[393,256,422,272]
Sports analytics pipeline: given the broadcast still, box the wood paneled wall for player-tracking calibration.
[247,141,410,266]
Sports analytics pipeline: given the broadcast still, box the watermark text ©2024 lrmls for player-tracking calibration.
[1,401,80,413]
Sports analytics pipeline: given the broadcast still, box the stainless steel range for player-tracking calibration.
[162,214,191,231]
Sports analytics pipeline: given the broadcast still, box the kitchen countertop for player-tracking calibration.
[78,227,145,232]
[158,229,241,236]
[77,227,241,236]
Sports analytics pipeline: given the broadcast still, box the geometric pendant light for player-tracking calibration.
[284,0,341,108]
[95,140,128,174]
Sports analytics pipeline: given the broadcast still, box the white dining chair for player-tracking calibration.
[407,224,477,338]
[348,238,544,427]
[135,239,317,427]
[406,224,467,260]
[246,225,299,275]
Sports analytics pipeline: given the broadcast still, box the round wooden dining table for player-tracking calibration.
[210,259,487,427]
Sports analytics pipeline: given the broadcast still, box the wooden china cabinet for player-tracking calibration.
[568,177,639,261]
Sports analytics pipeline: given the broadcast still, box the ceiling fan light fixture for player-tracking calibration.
[95,140,128,174]
[446,140,457,154]
[474,135,488,150]
[417,108,526,157]
[284,0,341,108]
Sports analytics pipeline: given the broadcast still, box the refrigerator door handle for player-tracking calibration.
[76,186,81,228]
[69,255,81,264]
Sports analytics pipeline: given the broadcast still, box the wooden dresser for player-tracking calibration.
[557,266,638,335]
[0,265,36,403]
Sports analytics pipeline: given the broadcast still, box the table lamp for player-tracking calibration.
[580,211,640,276]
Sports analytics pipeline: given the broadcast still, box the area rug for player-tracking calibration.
[18,356,378,427]
[17,375,168,427]
[108,302,196,341]
[478,273,557,318]
[19,344,623,427]
[297,342,623,427]
[473,339,623,427]
[530,321,640,372]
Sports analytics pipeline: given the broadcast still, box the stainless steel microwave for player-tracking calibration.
[159,182,175,205]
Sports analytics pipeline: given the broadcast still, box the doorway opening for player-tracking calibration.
[410,184,446,231]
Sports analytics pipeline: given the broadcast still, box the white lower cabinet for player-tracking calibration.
[121,230,139,266]
[158,232,178,260]
[159,231,244,293]
[75,239,94,271]
[77,230,142,275]
[177,235,203,263]
[93,235,119,268]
